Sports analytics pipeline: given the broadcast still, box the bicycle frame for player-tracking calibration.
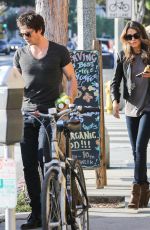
[43,108,68,229]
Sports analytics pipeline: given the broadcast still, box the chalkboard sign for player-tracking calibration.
[70,50,101,168]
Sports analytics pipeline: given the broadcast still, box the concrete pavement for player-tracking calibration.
[1,167,150,229]
[1,112,150,229]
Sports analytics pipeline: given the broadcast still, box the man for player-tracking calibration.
[13,11,78,229]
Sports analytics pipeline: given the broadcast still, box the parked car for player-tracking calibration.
[101,43,114,69]
[102,50,114,69]
[9,39,24,52]
[98,37,114,52]
[0,40,10,55]
[102,43,109,52]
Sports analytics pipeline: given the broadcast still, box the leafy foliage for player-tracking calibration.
[7,14,18,31]
[96,0,105,4]
[68,0,77,37]
[145,0,150,10]
[16,190,31,212]
[96,16,114,38]
[1,0,35,7]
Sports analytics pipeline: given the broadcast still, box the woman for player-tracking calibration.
[110,21,150,209]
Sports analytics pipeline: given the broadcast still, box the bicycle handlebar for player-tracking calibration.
[56,105,100,117]
[49,105,100,118]
[23,105,100,119]
[76,105,100,113]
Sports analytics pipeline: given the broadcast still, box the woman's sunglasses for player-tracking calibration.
[125,32,140,41]
[19,30,34,38]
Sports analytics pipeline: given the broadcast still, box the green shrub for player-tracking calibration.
[16,190,31,212]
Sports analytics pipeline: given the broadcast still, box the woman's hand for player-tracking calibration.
[142,65,150,78]
[142,72,150,78]
[112,100,120,119]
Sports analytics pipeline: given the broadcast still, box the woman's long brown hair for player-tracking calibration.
[120,21,150,64]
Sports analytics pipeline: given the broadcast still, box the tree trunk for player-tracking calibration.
[35,0,69,93]
[35,0,69,45]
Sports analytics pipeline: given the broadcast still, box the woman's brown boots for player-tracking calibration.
[128,184,141,209]
[139,183,150,208]
[128,183,150,209]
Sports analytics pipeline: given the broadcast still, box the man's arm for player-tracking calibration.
[62,62,78,102]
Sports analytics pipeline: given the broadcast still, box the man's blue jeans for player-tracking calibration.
[126,112,150,184]
[20,115,51,215]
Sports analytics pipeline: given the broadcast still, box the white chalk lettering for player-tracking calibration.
[72,52,97,63]
[76,73,97,84]
[70,141,80,149]
[70,131,97,140]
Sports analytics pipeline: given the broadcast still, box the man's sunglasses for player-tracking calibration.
[125,32,140,41]
[19,30,34,38]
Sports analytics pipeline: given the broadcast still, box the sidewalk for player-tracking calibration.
[1,112,150,229]
[1,168,150,230]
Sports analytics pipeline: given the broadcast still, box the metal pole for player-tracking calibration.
[114,18,124,54]
[5,209,16,230]
[4,145,16,230]
[131,0,137,21]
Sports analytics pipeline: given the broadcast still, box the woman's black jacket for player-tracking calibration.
[110,51,132,103]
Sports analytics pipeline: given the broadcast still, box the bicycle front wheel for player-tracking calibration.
[42,170,61,230]
[71,160,89,230]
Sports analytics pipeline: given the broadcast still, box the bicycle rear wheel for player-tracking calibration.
[42,170,61,230]
[71,160,89,230]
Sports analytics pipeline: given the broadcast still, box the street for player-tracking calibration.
[89,210,150,230]
[0,53,13,66]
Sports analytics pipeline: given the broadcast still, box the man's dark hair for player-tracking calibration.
[17,11,45,35]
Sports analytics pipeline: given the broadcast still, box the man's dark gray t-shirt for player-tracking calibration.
[13,41,71,112]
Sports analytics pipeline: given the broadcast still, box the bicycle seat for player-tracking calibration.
[57,119,81,132]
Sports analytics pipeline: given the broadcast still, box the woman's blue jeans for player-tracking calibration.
[126,112,150,184]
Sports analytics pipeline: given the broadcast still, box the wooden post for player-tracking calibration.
[92,40,107,188]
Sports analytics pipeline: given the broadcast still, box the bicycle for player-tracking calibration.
[25,104,100,230]
[109,1,129,12]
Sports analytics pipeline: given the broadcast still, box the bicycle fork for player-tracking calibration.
[59,164,68,230]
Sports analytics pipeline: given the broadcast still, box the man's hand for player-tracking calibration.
[112,100,120,119]
[31,110,40,117]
